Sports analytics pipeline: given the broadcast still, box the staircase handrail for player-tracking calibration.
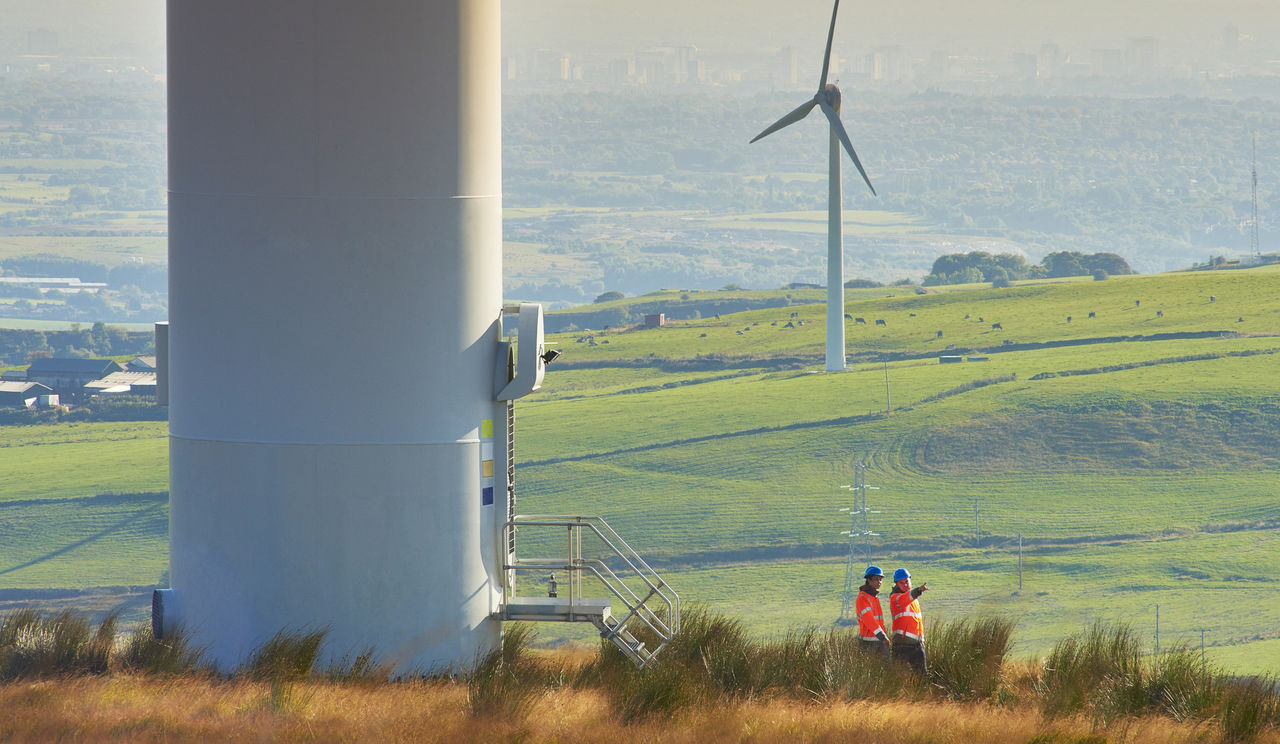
[503,514,680,642]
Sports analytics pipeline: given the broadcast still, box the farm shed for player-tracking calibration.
[84,371,158,397]
[127,356,158,372]
[27,358,124,397]
[0,381,53,409]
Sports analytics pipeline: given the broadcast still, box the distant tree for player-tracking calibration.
[90,321,112,355]
[1092,268,1109,281]
[1043,250,1132,278]
[926,251,1033,285]
[844,278,882,289]
[593,291,625,303]
[67,185,101,210]
[1086,252,1133,276]
[721,283,743,291]
[1043,251,1088,278]
[25,349,52,364]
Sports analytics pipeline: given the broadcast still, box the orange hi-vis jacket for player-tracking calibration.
[890,588,924,642]
[856,588,888,642]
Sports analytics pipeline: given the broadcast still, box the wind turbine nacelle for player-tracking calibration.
[823,83,842,112]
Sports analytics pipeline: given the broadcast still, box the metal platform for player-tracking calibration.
[501,596,611,622]
[495,514,678,668]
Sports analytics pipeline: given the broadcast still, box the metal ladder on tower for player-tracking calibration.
[496,514,679,668]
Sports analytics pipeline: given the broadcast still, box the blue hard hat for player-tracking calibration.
[893,568,911,582]
[864,565,884,578]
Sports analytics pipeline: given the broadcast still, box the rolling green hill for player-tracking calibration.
[1,266,1277,672]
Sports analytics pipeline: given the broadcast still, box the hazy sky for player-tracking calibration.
[2,0,1278,64]
[505,0,1280,59]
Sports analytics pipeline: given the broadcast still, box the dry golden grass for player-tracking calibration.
[1,675,1273,744]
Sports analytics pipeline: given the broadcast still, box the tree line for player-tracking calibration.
[922,250,1133,286]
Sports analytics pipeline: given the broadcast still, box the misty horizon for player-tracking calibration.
[2,0,1279,76]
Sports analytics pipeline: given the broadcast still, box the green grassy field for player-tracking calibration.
[1,266,1277,673]
[0,236,167,267]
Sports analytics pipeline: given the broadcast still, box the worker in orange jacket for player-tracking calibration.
[889,567,928,674]
[855,565,891,657]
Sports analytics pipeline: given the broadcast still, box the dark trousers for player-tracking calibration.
[892,638,927,675]
[859,639,889,660]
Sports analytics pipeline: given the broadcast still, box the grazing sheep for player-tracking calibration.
[771,321,777,326]
[855,317,867,324]
[1210,296,1216,302]
[784,321,795,328]
[1088,311,1096,318]
[875,319,887,326]
[1067,316,1072,323]
[1002,339,1013,345]
[991,322,1002,330]
[1238,317,1244,322]
[736,330,744,335]
[1135,299,1140,307]
[936,330,944,338]
[844,313,853,319]
[909,312,917,317]
[978,317,984,323]
[964,314,970,319]
[797,320,805,326]
[790,312,799,318]
[699,333,707,338]
[1156,310,1163,317]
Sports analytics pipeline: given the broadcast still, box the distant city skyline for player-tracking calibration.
[505,0,1280,61]
[1,0,1277,74]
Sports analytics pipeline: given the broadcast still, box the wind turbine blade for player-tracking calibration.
[818,0,841,88]
[750,99,818,143]
[820,99,876,196]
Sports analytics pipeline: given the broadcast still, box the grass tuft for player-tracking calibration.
[242,627,327,682]
[324,646,391,684]
[1218,675,1280,744]
[467,623,543,719]
[926,615,1016,701]
[1037,621,1144,716]
[117,621,205,676]
[0,608,120,679]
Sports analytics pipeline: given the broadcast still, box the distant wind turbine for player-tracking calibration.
[750,0,876,372]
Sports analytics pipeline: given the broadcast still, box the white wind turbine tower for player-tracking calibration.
[751,0,876,372]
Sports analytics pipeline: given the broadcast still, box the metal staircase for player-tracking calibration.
[496,514,679,667]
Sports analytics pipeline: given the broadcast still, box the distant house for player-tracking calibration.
[26,358,124,398]
[1,369,27,382]
[643,313,666,328]
[126,356,157,372]
[0,381,54,409]
[84,371,158,397]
